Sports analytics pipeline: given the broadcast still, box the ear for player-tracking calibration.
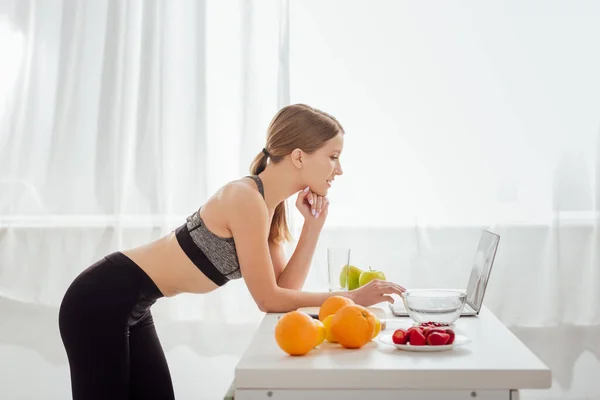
[290,148,304,169]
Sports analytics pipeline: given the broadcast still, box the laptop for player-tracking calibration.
[389,230,500,317]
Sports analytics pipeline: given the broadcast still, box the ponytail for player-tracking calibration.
[249,150,268,175]
[270,201,292,243]
[248,149,292,243]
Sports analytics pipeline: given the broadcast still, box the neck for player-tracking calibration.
[257,161,304,212]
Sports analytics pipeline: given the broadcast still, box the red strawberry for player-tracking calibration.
[406,327,422,343]
[424,328,447,338]
[427,332,451,346]
[392,329,408,345]
[445,329,455,344]
[406,327,422,339]
[409,328,427,346]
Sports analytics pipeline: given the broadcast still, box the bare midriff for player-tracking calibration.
[122,231,220,297]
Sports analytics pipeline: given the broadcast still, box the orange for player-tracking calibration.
[313,319,325,347]
[274,311,318,356]
[318,295,354,321]
[331,304,375,349]
[322,314,337,343]
[367,310,381,339]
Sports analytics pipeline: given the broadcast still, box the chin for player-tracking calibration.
[313,185,329,197]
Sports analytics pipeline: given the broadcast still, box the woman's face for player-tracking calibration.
[302,132,344,196]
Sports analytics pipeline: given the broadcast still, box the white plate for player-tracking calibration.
[378,331,470,352]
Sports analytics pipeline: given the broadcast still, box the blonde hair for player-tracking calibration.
[249,104,344,243]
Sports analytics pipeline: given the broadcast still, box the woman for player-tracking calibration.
[58,104,406,399]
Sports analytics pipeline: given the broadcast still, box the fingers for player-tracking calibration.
[296,186,310,204]
[388,282,406,294]
[323,197,330,213]
[353,279,407,307]
[296,187,310,210]
[315,196,323,218]
[296,187,328,219]
[369,279,406,296]
[310,193,320,217]
[381,295,394,304]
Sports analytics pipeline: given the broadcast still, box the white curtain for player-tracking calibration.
[1,0,600,399]
[290,0,600,330]
[0,0,289,325]
[288,2,600,398]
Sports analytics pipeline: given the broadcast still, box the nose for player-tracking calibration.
[336,163,343,176]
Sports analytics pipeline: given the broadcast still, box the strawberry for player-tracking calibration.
[392,329,408,345]
[406,326,422,340]
[424,328,447,338]
[445,328,455,344]
[409,328,427,346]
[427,332,451,346]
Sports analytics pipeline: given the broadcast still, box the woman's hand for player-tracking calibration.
[349,279,406,307]
[296,187,329,222]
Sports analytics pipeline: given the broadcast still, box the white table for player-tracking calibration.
[232,305,551,400]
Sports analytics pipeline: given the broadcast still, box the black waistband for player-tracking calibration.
[105,251,164,301]
[175,223,229,287]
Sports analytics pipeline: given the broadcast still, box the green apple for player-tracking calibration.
[339,265,363,290]
[358,267,386,287]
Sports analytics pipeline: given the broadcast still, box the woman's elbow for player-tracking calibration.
[256,291,287,313]
[256,298,270,313]
[255,291,276,313]
[257,298,281,313]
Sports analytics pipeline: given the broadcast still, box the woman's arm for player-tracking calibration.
[224,185,344,312]
[224,184,404,312]
[273,221,321,290]
[273,188,328,290]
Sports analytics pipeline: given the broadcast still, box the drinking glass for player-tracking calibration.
[327,247,351,291]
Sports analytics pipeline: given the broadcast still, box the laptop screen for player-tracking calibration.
[465,230,500,311]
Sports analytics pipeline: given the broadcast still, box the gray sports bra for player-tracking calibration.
[175,175,265,286]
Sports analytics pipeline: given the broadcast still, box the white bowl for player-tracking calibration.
[401,289,467,325]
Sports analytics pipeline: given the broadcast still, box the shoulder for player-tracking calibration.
[220,178,269,224]
[220,177,265,207]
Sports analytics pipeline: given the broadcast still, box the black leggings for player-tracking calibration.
[58,252,174,400]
